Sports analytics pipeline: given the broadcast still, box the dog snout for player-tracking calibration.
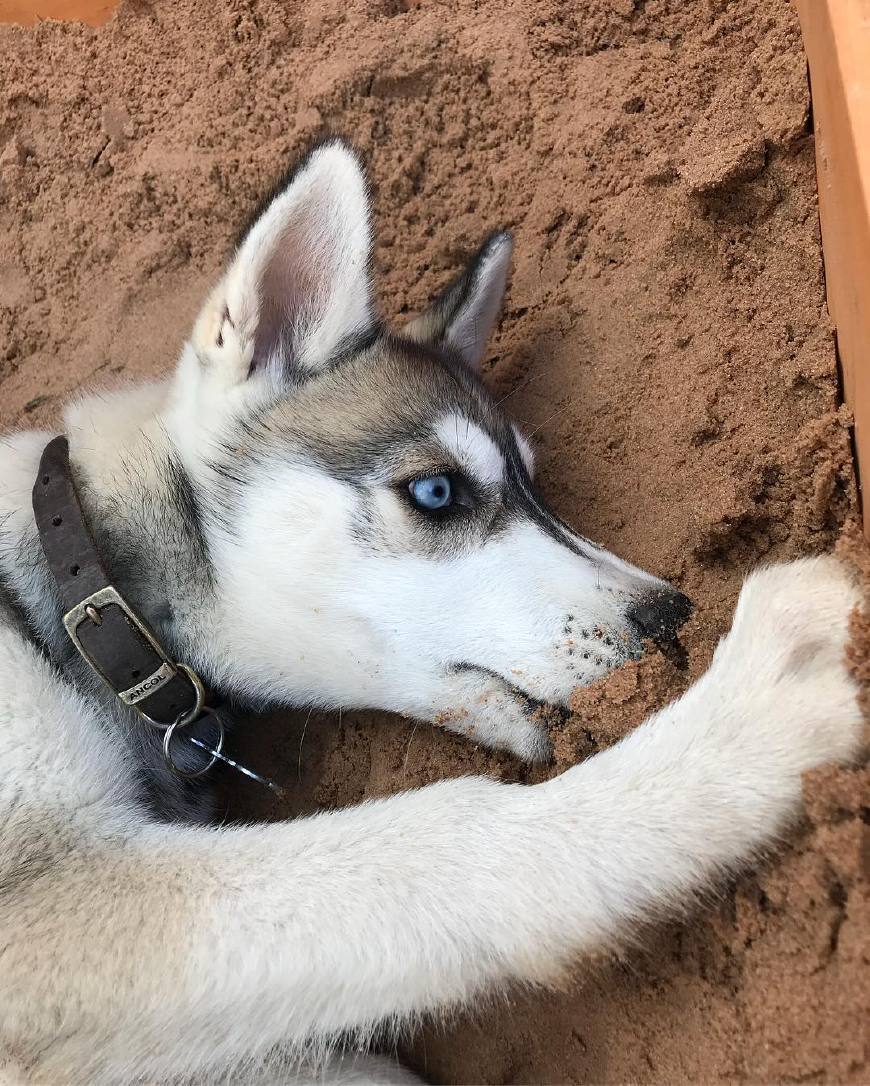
[627,588,693,645]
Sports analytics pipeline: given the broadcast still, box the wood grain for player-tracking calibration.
[794,0,870,537]
[0,0,117,25]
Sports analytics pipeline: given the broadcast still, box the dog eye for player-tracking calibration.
[409,474,454,511]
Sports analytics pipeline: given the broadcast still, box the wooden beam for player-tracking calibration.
[794,0,870,537]
[0,0,116,25]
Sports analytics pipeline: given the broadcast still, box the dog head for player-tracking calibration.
[165,140,690,760]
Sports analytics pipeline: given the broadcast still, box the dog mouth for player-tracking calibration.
[448,661,568,722]
[450,626,689,715]
[654,634,689,670]
[623,630,690,671]
[626,619,690,672]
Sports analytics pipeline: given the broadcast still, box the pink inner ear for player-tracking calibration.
[226,144,373,381]
[249,224,320,376]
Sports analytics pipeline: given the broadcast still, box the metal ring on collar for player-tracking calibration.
[162,705,225,779]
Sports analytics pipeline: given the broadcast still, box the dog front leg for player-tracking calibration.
[5,558,862,1085]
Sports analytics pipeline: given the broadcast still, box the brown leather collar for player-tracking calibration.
[31,436,289,795]
[32,435,207,733]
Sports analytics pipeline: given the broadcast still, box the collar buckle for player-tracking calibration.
[63,584,205,729]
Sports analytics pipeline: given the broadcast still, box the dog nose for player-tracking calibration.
[627,588,693,645]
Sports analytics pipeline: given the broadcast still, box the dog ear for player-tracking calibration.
[404,231,512,370]
[190,140,373,387]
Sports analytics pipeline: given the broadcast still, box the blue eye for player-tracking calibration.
[409,474,453,511]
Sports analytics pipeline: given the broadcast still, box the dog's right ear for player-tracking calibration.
[187,140,373,393]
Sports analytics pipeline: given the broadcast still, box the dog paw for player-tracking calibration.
[713,556,865,771]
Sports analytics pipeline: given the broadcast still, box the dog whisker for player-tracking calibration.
[493,369,545,409]
[402,722,420,776]
[298,707,313,782]
[525,399,576,440]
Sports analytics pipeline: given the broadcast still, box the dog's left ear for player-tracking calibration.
[404,231,512,370]
[190,139,373,389]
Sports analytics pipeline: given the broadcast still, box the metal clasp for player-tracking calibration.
[62,585,205,729]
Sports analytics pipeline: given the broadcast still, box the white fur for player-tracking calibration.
[436,413,506,488]
[512,422,535,475]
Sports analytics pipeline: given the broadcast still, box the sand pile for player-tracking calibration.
[1,0,866,1081]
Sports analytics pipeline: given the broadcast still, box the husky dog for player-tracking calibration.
[0,140,864,1085]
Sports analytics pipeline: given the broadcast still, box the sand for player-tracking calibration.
[1,0,867,1081]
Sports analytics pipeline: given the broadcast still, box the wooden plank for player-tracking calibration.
[0,0,117,25]
[794,0,870,537]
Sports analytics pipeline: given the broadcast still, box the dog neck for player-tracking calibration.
[0,382,218,691]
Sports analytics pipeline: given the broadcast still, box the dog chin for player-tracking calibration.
[436,641,655,762]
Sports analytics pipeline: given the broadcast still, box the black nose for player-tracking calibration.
[627,588,694,645]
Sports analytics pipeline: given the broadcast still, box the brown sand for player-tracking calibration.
[1,0,867,1081]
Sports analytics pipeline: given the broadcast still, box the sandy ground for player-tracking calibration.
[1,0,867,1081]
